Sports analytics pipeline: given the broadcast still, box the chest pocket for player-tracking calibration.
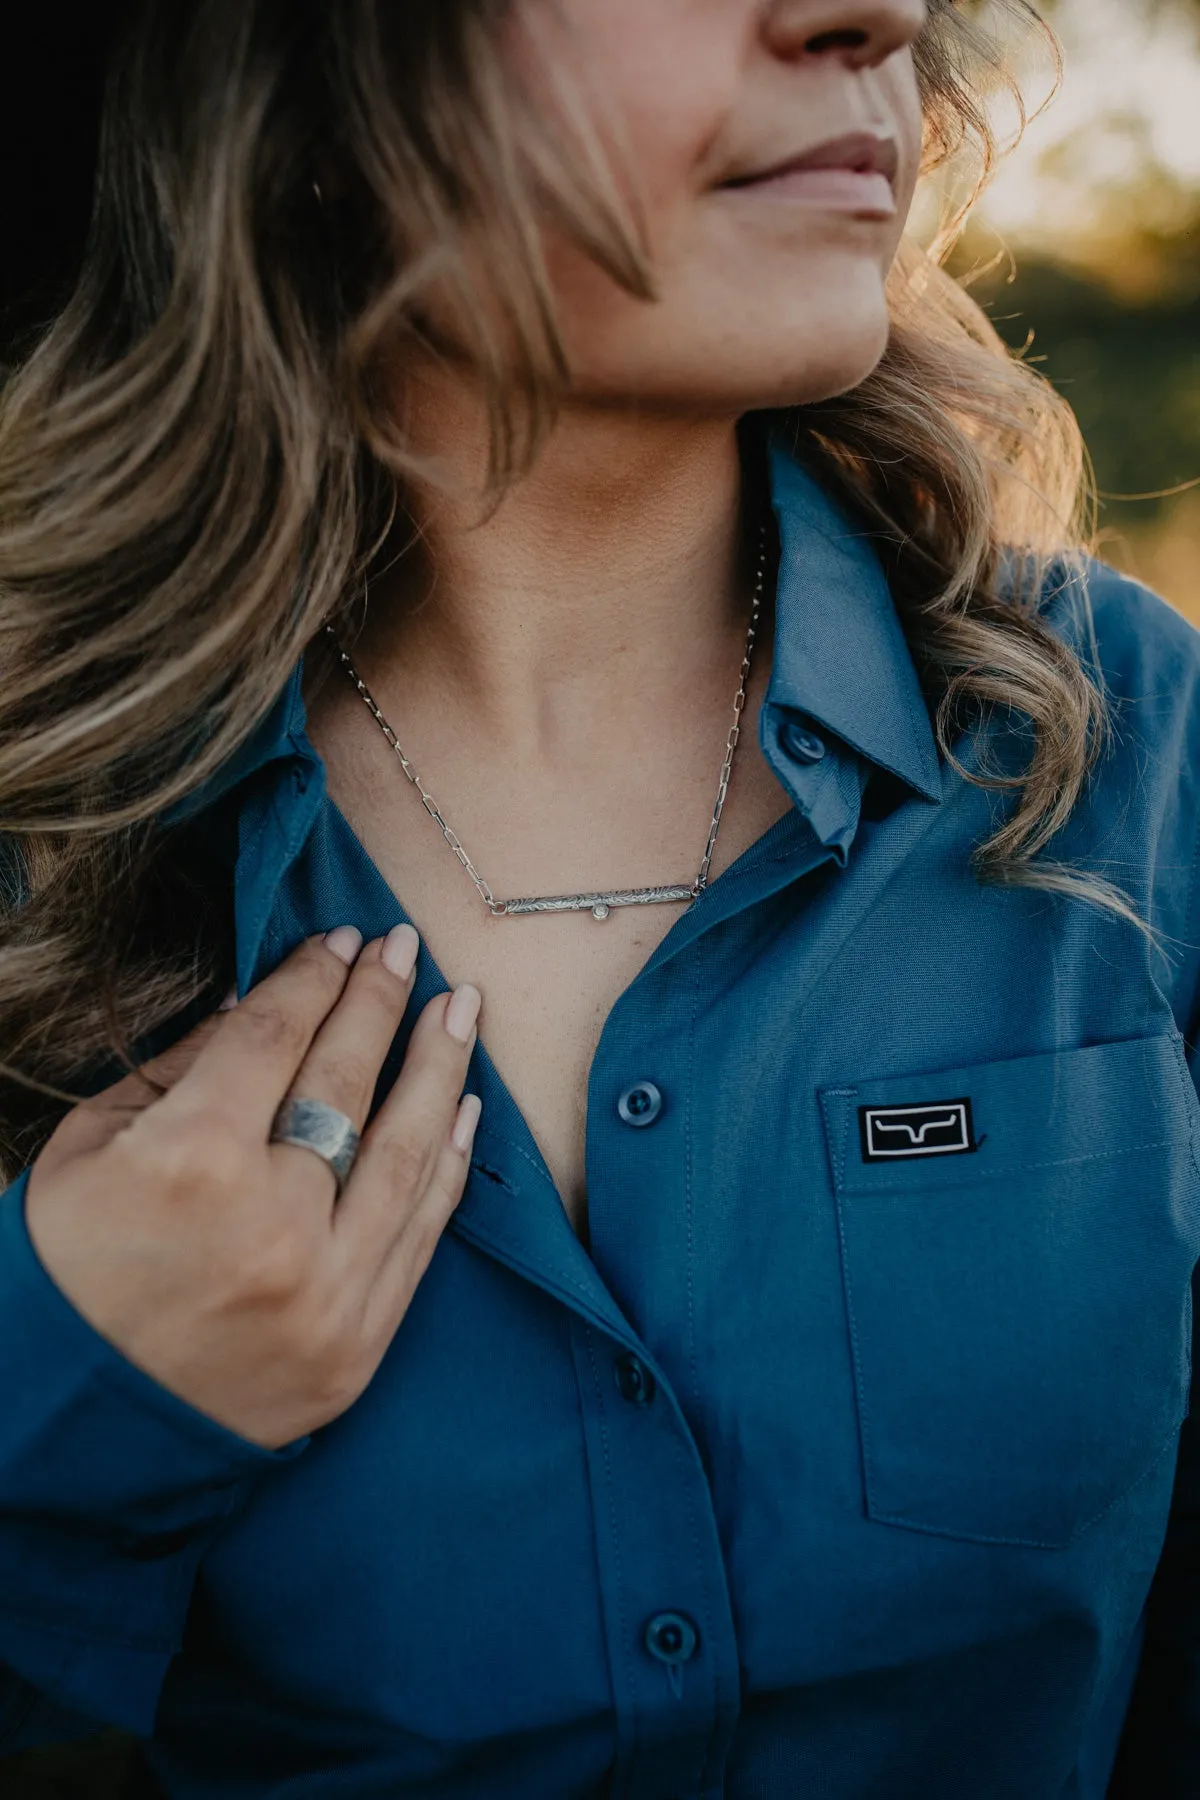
[820,1033,1200,1549]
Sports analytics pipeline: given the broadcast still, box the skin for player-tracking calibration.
[306,0,926,1232]
[26,0,927,1447]
[519,0,925,410]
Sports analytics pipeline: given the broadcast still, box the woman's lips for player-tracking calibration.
[723,165,897,216]
[719,131,900,218]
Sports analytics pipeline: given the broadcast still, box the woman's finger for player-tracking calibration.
[361,1093,482,1339]
[74,1010,228,1128]
[280,925,419,1127]
[333,984,480,1268]
[268,925,420,1197]
[38,989,243,1179]
[159,927,365,1134]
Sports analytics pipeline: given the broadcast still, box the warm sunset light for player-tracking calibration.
[960,0,1200,623]
[3,10,1200,1800]
[982,0,1200,252]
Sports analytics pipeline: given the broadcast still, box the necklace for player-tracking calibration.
[325,521,767,922]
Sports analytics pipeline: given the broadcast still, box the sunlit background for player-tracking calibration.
[946,0,1200,621]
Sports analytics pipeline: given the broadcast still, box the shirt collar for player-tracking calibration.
[764,437,941,804]
[160,659,313,827]
[163,436,941,829]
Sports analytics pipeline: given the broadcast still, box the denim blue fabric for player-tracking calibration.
[2,438,1200,1799]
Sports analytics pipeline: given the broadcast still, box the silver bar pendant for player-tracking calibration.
[500,885,697,921]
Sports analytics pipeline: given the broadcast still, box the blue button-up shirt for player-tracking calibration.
[2,442,1200,1798]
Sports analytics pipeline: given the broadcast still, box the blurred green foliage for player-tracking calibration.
[964,231,1200,521]
[958,1,1200,612]
[949,219,1200,616]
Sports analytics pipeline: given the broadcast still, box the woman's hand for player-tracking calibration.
[24,925,481,1451]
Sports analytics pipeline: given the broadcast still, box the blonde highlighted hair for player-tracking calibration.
[0,0,1111,1176]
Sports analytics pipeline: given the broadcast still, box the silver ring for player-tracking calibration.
[268,1096,360,1197]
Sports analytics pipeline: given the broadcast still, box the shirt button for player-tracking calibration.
[614,1352,657,1406]
[643,1612,699,1665]
[617,1081,663,1128]
[780,718,827,764]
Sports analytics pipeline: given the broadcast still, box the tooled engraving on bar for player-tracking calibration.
[501,885,698,919]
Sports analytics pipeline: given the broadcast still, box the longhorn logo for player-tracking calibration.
[858,1098,977,1163]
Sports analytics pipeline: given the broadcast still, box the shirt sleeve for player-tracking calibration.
[1108,1031,1200,1795]
[0,1678,120,1757]
[0,1165,311,1741]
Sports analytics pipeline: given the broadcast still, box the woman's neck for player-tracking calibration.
[350,377,757,756]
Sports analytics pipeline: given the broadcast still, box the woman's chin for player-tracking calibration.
[756,304,894,409]
[658,326,895,416]
[639,295,895,415]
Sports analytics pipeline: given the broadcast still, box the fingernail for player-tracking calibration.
[381,922,420,980]
[218,984,239,1011]
[453,1093,482,1155]
[444,983,481,1045]
[324,925,364,965]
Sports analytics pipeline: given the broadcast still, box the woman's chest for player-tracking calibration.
[222,788,1200,1771]
[382,906,668,1237]
[194,994,1200,1768]
[311,710,794,1237]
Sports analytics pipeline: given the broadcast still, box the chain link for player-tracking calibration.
[323,646,506,915]
[326,519,768,918]
[694,521,767,896]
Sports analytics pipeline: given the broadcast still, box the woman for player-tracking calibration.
[0,1,1196,1795]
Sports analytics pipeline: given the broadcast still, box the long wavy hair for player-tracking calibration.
[0,0,1111,1178]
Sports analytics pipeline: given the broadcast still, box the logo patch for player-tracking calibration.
[858,1097,977,1163]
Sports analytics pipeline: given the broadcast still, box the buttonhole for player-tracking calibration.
[472,1159,514,1192]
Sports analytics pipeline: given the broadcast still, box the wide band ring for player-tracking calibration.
[268,1096,361,1197]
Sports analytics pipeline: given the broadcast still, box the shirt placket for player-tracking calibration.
[562,805,849,1798]
[229,697,920,1798]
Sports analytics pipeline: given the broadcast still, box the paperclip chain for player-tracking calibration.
[325,521,767,921]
